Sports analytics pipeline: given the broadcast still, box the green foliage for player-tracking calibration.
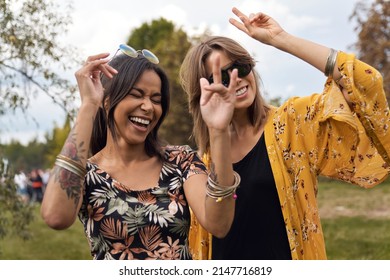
[0,139,47,172]
[0,0,80,118]
[0,117,71,172]
[127,18,194,146]
[127,17,175,49]
[0,159,34,255]
[0,116,72,254]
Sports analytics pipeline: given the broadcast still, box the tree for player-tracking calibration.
[127,18,195,146]
[0,0,79,249]
[0,154,34,254]
[2,138,47,171]
[350,0,390,100]
[0,0,80,118]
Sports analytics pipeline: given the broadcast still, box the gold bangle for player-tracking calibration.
[207,171,241,190]
[324,48,338,77]
[56,154,86,171]
[55,155,86,178]
[205,171,240,202]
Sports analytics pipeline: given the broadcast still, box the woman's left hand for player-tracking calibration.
[200,55,238,132]
[229,7,284,46]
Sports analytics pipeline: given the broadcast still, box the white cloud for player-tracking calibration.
[160,5,187,26]
[0,93,66,145]
[69,10,139,57]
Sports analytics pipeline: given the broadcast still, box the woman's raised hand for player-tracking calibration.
[229,7,285,46]
[199,54,238,132]
[74,53,118,107]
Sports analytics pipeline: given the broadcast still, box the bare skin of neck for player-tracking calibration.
[90,138,162,191]
[230,113,264,163]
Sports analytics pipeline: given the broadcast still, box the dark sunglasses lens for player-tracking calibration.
[208,63,251,86]
[235,63,252,78]
[221,71,230,87]
[208,72,230,87]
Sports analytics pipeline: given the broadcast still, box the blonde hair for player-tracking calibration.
[179,36,270,154]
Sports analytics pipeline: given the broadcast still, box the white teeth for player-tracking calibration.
[129,117,150,125]
[236,86,247,96]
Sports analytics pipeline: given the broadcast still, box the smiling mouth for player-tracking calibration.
[236,86,248,97]
[129,116,151,128]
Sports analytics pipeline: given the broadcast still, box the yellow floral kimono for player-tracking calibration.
[189,52,390,260]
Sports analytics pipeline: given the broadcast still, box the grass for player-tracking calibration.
[0,179,389,260]
[322,217,390,259]
[0,206,91,260]
[318,178,390,259]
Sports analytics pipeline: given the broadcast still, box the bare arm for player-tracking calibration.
[185,56,238,238]
[41,53,117,229]
[229,7,352,104]
[41,106,97,229]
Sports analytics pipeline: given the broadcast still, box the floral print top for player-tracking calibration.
[189,51,390,260]
[78,145,207,260]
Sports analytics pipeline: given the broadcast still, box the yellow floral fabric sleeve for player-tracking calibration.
[265,51,390,259]
[189,152,212,260]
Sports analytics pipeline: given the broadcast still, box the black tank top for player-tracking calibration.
[212,133,292,259]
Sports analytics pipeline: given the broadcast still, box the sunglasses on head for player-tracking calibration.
[113,44,159,64]
[208,61,252,87]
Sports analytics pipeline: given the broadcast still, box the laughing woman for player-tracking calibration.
[41,45,240,260]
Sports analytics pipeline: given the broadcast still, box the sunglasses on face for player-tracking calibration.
[113,44,159,64]
[208,61,253,87]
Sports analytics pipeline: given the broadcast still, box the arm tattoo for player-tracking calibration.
[53,166,83,207]
[54,123,87,207]
[209,161,218,183]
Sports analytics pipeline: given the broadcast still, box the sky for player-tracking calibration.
[0,0,369,145]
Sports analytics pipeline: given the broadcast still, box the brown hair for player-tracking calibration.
[179,36,270,153]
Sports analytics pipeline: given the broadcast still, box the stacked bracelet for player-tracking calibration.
[324,48,338,77]
[55,154,87,178]
[206,171,241,202]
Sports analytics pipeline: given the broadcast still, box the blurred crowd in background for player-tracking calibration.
[13,168,50,204]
